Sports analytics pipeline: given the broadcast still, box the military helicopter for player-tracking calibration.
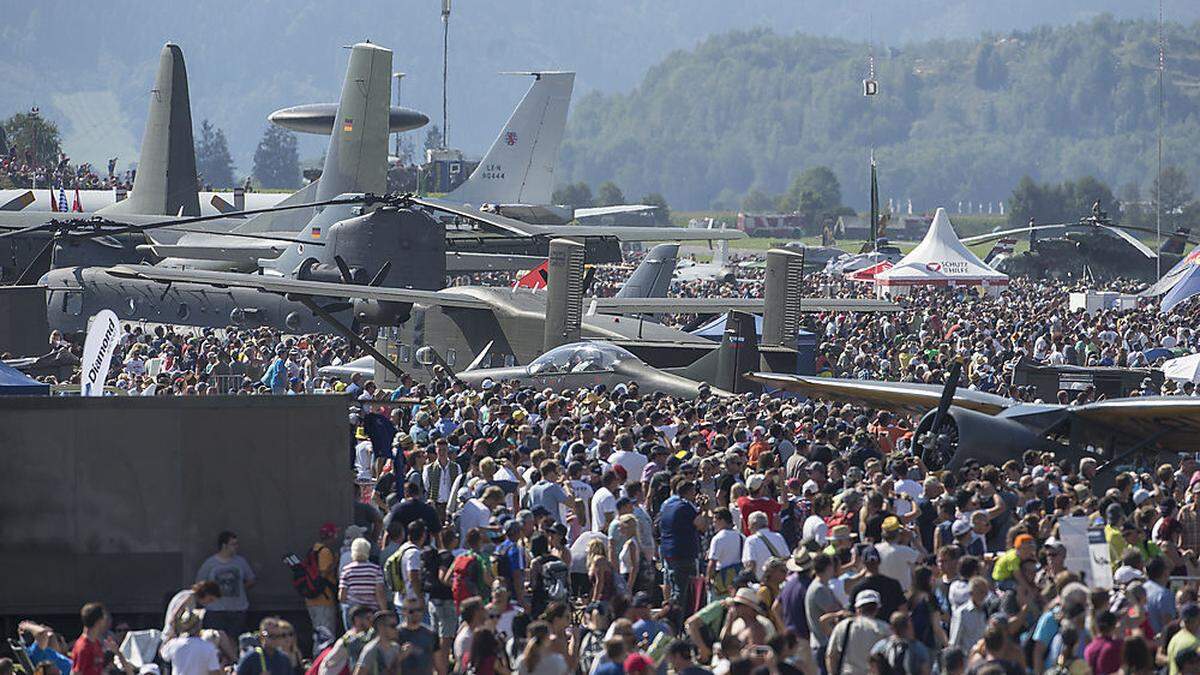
[962,203,1198,283]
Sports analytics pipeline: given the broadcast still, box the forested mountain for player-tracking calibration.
[559,16,1200,210]
[1,2,1195,176]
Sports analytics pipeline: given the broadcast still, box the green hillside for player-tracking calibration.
[559,16,1200,211]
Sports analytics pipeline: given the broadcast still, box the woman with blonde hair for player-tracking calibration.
[587,538,616,603]
[337,538,386,629]
[617,514,648,595]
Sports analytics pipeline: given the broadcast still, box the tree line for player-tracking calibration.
[559,16,1200,212]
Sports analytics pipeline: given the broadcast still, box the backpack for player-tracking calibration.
[451,553,481,607]
[289,546,332,599]
[384,543,418,596]
[493,541,516,585]
[874,638,909,675]
[541,559,570,604]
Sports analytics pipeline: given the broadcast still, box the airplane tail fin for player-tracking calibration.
[315,42,393,202]
[761,248,803,346]
[99,43,200,217]
[1162,228,1190,256]
[614,243,679,298]
[447,72,574,206]
[983,237,1016,264]
[713,311,761,394]
[674,311,760,393]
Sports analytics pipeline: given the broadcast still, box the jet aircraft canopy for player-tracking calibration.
[527,342,637,375]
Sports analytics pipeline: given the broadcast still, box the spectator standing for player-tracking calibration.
[195,531,256,638]
[338,538,387,628]
[306,523,340,645]
[825,590,891,675]
[69,603,109,675]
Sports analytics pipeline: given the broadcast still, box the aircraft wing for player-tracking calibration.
[1068,397,1200,449]
[415,196,744,242]
[589,297,900,314]
[445,252,547,272]
[746,373,1014,416]
[105,264,493,309]
[136,243,289,264]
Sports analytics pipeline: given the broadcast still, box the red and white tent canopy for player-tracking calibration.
[846,260,893,281]
[875,207,1008,296]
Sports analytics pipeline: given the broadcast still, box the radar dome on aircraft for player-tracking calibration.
[268,103,429,135]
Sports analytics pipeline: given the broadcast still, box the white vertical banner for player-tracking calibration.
[80,309,120,396]
[1058,515,1113,588]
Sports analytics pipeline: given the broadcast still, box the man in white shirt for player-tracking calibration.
[608,434,647,486]
[591,470,621,533]
[802,494,832,547]
[875,516,921,592]
[742,511,789,580]
[160,610,221,675]
[705,508,744,597]
[459,486,504,542]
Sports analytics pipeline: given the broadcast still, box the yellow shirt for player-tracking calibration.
[1168,627,1199,675]
[991,549,1021,582]
[1104,524,1127,571]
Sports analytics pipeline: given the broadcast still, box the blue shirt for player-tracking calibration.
[27,643,73,675]
[1146,579,1176,633]
[495,540,526,582]
[530,481,571,524]
[659,495,700,559]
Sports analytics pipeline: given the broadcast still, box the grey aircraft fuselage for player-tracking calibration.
[455,342,724,399]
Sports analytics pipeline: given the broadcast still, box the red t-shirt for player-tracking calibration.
[70,635,104,675]
[736,496,783,535]
[1084,635,1122,675]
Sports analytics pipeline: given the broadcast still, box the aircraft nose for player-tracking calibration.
[390,107,428,132]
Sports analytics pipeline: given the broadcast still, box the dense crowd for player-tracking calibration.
[1,145,132,192]
[10,261,1200,675]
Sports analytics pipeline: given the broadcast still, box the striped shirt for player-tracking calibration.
[339,561,384,609]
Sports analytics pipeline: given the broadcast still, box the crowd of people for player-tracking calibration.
[0,143,132,193]
[9,254,1200,675]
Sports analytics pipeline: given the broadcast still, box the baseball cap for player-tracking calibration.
[951,520,971,537]
[631,592,652,608]
[319,522,337,538]
[855,589,882,608]
[746,474,766,491]
[861,545,881,564]
[624,654,655,673]
[881,516,901,532]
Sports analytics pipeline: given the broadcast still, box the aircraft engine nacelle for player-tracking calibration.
[327,207,446,290]
[296,260,369,285]
[353,299,411,326]
[914,406,1043,474]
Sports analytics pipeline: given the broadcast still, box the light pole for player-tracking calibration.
[29,106,40,190]
[441,0,451,148]
[393,72,406,161]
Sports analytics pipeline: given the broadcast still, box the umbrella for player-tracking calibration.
[1162,353,1200,383]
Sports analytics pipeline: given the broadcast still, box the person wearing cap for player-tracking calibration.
[743,511,790,581]
[736,473,785,536]
[1169,603,1200,675]
[825,589,891,675]
[875,515,921,592]
[159,610,220,675]
[304,523,340,644]
[846,544,906,621]
[992,533,1037,588]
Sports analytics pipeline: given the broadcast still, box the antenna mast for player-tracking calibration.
[1156,0,1165,279]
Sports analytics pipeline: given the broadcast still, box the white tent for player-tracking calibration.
[874,207,1009,297]
[1162,353,1200,383]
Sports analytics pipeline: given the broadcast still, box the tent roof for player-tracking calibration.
[876,208,1008,285]
[0,361,49,395]
[846,260,893,281]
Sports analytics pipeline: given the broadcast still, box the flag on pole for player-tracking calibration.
[48,188,58,212]
[73,187,83,212]
[58,188,70,212]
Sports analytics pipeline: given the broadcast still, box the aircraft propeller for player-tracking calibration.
[920,360,962,471]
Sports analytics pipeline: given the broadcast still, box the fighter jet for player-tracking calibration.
[748,364,1195,479]
[454,310,763,398]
